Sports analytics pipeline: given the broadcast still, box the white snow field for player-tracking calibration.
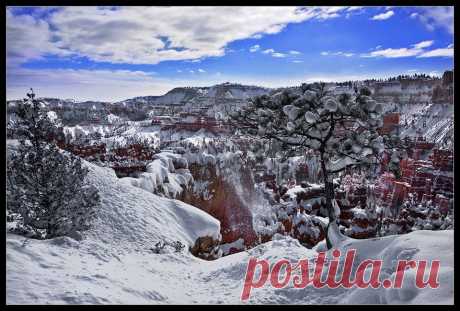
[6,162,454,304]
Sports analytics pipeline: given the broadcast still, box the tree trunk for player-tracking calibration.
[320,152,336,249]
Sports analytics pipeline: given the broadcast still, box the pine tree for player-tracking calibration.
[7,90,100,239]
[230,83,386,248]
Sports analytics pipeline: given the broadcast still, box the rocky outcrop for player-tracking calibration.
[254,183,328,248]
[291,212,326,248]
[190,235,222,260]
[181,158,258,252]
[123,150,259,255]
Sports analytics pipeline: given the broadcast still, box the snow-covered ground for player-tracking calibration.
[6,162,454,304]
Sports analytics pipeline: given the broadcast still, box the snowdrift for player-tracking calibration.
[6,163,453,304]
[85,161,220,250]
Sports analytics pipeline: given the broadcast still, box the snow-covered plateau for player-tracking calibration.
[6,162,453,304]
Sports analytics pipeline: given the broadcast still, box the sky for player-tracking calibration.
[6,6,454,102]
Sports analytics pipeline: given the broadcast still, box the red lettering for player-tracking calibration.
[241,257,270,301]
[270,259,291,288]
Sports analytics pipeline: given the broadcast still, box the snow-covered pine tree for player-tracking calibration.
[229,83,385,248]
[7,90,100,239]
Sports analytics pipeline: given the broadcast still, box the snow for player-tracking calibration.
[282,105,301,120]
[185,151,217,166]
[286,121,296,131]
[324,98,338,112]
[303,90,317,101]
[292,212,321,238]
[6,86,454,304]
[305,111,319,123]
[335,230,453,305]
[399,102,453,148]
[332,199,341,217]
[106,114,122,124]
[121,152,193,198]
[47,111,59,123]
[8,210,452,304]
[221,238,245,255]
[6,159,453,304]
[62,123,161,150]
[89,162,220,245]
[327,156,356,172]
[7,139,20,148]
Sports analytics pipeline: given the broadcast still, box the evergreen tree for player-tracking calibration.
[7,90,100,239]
[230,83,386,248]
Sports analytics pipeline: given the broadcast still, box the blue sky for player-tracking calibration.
[6,6,454,101]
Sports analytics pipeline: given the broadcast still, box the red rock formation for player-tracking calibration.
[291,213,325,248]
[182,162,258,251]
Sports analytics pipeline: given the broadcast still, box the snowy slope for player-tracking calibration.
[399,102,453,147]
[327,223,454,304]
[7,187,453,306]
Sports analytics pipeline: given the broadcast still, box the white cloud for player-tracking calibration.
[262,48,275,54]
[369,45,383,51]
[189,70,195,74]
[198,68,206,73]
[345,6,365,18]
[272,52,286,58]
[412,40,434,49]
[363,47,420,58]
[361,40,448,58]
[261,48,287,58]
[411,7,453,34]
[417,45,453,58]
[371,10,394,21]
[289,50,302,55]
[313,6,347,20]
[347,6,363,12]
[6,9,70,66]
[292,60,304,63]
[249,45,260,52]
[177,69,182,73]
[7,6,357,65]
[6,67,193,102]
[320,51,354,57]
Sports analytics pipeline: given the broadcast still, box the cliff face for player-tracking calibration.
[431,72,453,104]
[116,83,271,107]
[372,78,444,105]
[119,150,259,255]
[181,154,259,254]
